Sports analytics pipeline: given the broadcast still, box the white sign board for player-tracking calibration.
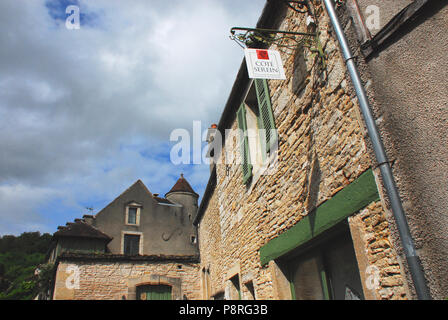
[244,49,286,80]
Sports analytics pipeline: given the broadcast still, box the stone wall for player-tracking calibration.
[197,1,409,300]
[349,201,410,300]
[196,188,223,299]
[53,259,201,300]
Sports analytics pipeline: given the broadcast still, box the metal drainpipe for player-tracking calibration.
[322,0,431,300]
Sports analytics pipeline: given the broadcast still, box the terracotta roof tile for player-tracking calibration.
[154,196,175,205]
[166,174,198,197]
[54,221,112,241]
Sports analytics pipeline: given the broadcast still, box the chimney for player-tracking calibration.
[83,214,95,225]
[206,124,219,172]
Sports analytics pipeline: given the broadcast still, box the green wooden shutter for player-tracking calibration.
[254,79,277,156]
[236,103,252,184]
[149,285,171,300]
[137,285,172,300]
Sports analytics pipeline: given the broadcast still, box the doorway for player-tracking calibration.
[284,222,364,300]
[136,284,172,300]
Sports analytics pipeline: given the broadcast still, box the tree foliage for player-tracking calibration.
[0,232,52,300]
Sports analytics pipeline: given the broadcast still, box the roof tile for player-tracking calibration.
[166,174,198,196]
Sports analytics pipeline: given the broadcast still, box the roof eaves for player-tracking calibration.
[57,252,200,263]
[193,165,217,226]
[195,0,287,225]
[53,221,112,242]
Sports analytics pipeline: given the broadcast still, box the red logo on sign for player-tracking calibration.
[256,50,269,60]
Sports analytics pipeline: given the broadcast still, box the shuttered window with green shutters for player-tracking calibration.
[254,79,277,157]
[236,79,275,185]
[236,103,252,184]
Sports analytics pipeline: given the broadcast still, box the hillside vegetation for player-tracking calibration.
[0,232,52,300]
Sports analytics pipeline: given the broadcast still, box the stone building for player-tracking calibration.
[47,175,202,300]
[194,0,446,300]
[44,0,446,300]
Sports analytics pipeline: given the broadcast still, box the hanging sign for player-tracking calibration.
[244,48,286,80]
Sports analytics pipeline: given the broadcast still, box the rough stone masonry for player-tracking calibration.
[197,1,410,300]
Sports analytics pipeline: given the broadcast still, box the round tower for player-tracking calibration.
[165,174,199,221]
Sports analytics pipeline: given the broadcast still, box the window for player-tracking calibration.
[202,267,211,299]
[128,207,137,224]
[244,281,256,300]
[254,78,277,155]
[284,226,364,300]
[237,78,277,185]
[125,202,141,225]
[123,234,140,255]
[229,275,241,300]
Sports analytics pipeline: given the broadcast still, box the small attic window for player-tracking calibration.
[125,202,142,226]
[128,208,137,224]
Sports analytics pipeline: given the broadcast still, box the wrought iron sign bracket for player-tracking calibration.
[229,27,326,70]
[230,27,316,49]
[229,0,327,71]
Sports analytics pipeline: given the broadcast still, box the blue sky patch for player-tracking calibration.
[45,0,100,28]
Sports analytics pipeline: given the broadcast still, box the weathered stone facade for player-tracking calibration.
[49,1,444,300]
[349,201,410,300]
[48,176,201,300]
[53,256,201,300]
[196,1,410,300]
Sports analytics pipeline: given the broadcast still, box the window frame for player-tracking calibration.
[236,78,277,186]
[254,78,277,157]
[229,274,242,300]
[121,231,143,255]
[243,280,257,300]
[125,202,142,226]
[201,267,211,300]
[237,103,253,185]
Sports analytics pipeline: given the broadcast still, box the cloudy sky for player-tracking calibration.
[0,0,266,235]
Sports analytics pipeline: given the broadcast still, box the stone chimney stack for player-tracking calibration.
[83,214,95,225]
[206,124,218,172]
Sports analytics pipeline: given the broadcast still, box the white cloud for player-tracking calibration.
[0,0,266,235]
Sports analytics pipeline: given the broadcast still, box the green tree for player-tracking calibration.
[0,232,52,300]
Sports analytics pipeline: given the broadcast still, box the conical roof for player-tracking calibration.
[166,173,198,197]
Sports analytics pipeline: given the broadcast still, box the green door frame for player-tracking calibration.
[259,169,380,266]
[286,248,331,300]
